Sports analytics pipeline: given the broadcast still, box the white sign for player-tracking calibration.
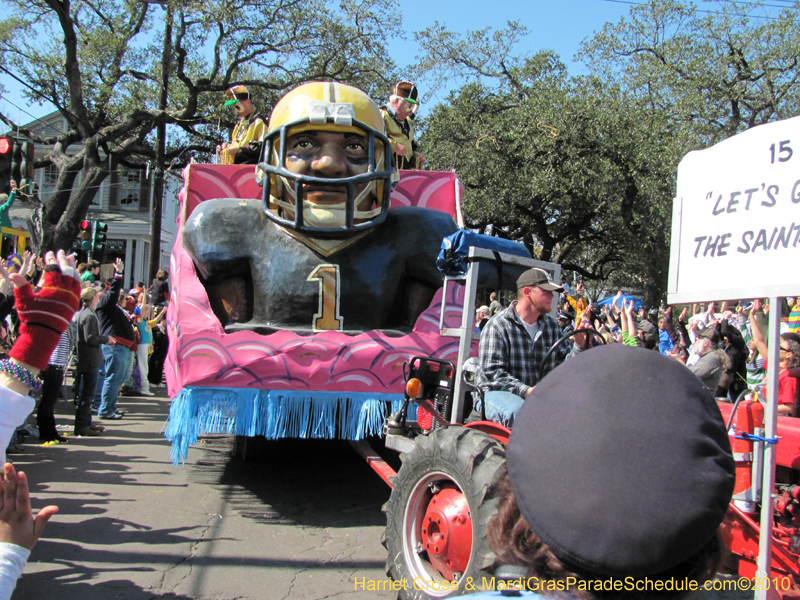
[668,115,800,304]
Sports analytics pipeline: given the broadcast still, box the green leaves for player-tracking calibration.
[415,4,800,304]
[415,24,674,302]
[579,0,800,143]
[0,0,399,251]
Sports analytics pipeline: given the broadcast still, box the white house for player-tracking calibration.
[5,111,179,289]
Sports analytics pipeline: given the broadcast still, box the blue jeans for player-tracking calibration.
[479,391,525,428]
[93,361,106,409]
[98,345,132,418]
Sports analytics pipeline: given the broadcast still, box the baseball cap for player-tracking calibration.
[476,305,489,315]
[516,268,563,292]
[698,327,721,345]
[80,287,97,302]
[507,345,734,577]
[224,85,250,106]
[393,81,418,102]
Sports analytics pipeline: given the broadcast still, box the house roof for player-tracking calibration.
[10,203,151,231]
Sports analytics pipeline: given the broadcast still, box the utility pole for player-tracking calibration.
[148,0,173,284]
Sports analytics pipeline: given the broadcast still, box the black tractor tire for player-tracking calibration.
[382,427,506,599]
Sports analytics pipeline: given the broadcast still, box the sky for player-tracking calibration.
[0,0,788,125]
[0,0,633,126]
[387,0,631,103]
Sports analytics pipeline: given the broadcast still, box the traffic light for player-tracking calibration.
[20,141,34,196]
[0,137,12,195]
[80,220,92,252]
[92,221,107,253]
[10,140,22,185]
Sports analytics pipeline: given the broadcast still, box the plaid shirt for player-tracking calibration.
[476,301,572,397]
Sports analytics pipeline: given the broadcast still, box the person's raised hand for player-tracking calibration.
[612,291,623,309]
[20,251,33,279]
[624,299,635,317]
[0,463,58,551]
[668,347,686,364]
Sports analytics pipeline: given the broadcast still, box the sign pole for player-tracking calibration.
[755,297,781,600]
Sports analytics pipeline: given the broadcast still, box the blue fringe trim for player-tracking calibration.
[164,387,406,465]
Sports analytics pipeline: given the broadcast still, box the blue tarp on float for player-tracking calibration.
[596,294,644,311]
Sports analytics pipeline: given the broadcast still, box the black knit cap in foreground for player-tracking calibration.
[506,344,735,578]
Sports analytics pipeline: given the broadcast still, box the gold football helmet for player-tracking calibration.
[260,81,396,238]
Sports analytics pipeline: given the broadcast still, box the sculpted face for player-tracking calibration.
[282,129,376,229]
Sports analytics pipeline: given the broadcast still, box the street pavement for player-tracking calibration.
[10,387,395,600]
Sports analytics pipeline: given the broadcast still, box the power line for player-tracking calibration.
[714,0,799,8]
[0,95,68,136]
[599,0,791,18]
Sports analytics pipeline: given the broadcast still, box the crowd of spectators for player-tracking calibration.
[551,286,799,411]
[475,276,800,422]
[0,252,169,450]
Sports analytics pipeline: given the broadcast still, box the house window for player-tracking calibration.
[39,165,102,207]
[118,167,143,211]
[40,164,58,202]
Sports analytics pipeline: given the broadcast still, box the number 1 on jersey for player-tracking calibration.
[307,264,343,331]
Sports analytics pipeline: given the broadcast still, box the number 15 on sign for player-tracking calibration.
[769,140,792,164]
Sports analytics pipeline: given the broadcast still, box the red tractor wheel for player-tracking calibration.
[383,427,506,599]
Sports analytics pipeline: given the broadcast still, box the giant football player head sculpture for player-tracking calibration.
[260,82,397,239]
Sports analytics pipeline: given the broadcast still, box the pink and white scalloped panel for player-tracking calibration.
[165,166,471,398]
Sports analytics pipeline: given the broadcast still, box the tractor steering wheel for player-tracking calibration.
[537,327,605,381]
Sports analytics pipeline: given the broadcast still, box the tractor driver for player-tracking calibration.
[184,82,457,334]
[475,268,586,428]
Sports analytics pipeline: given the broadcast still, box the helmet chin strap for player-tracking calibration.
[272,183,382,224]
[270,146,384,223]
